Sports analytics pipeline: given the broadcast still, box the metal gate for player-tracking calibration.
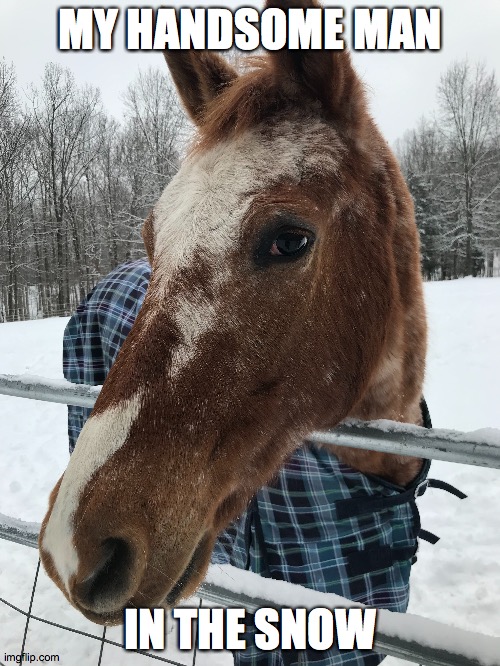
[1,373,500,666]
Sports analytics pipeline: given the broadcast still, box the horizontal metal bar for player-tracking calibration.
[307,423,500,470]
[2,373,500,469]
[2,374,499,664]
[0,373,101,408]
[1,517,499,666]
[199,579,500,666]
[0,513,41,550]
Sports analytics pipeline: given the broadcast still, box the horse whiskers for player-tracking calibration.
[145,562,179,586]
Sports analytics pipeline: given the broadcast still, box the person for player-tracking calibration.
[64,257,437,666]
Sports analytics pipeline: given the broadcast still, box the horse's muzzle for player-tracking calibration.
[71,536,139,617]
[57,529,213,626]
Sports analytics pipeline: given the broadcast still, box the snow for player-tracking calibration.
[3,373,102,395]
[0,277,500,665]
[0,511,41,535]
[204,566,500,665]
[8,373,83,388]
[344,418,500,448]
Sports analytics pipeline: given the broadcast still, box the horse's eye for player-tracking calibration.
[254,219,315,267]
[270,232,310,258]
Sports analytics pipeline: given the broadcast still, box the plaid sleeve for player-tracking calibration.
[63,259,152,454]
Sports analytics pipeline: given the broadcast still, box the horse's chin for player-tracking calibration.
[163,531,214,607]
[72,604,125,626]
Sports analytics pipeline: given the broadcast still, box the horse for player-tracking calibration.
[39,0,427,627]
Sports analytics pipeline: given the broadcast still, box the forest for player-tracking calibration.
[1,56,499,321]
[0,60,186,321]
[396,60,500,282]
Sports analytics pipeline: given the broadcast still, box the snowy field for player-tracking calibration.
[0,277,499,665]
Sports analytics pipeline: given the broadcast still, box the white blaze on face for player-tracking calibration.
[42,394,142,588]
[43,120,341,589]
[152,121,340,376]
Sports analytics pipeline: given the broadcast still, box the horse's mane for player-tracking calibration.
[194,52,367,151]
[192,57,281,150]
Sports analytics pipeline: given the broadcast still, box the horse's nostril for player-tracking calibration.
[74,538,134,613]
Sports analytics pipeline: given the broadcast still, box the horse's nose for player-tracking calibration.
[71,537,139,614]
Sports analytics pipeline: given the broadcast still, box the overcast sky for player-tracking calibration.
[1,0,500,145]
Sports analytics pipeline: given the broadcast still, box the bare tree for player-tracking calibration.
[397,119,448,279]
[0,62,190,321]
[0,60,30,181]
[438,60,500,275]
[29,63,102,311]
[0,59,16,125]
[122,67,187,205]
[0,61,36,320]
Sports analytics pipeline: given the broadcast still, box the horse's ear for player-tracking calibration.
[164,51,238,123]
[142,211,155,265]
[265,0,366,124]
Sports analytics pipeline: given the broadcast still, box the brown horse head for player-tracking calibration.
[39,0,426,626]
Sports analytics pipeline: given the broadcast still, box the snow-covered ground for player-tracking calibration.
[0,277,499,665]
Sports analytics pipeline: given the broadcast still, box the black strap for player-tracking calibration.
[335,477,467,521]
[346,544,418,577]
[418,528,440,545]
[335,485,419,520]
[427,478,468,499]
[414,482,467,547]
[420,397,432,429]
[346,527,442,575]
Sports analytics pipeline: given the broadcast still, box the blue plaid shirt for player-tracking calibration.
[64,259,430,666]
